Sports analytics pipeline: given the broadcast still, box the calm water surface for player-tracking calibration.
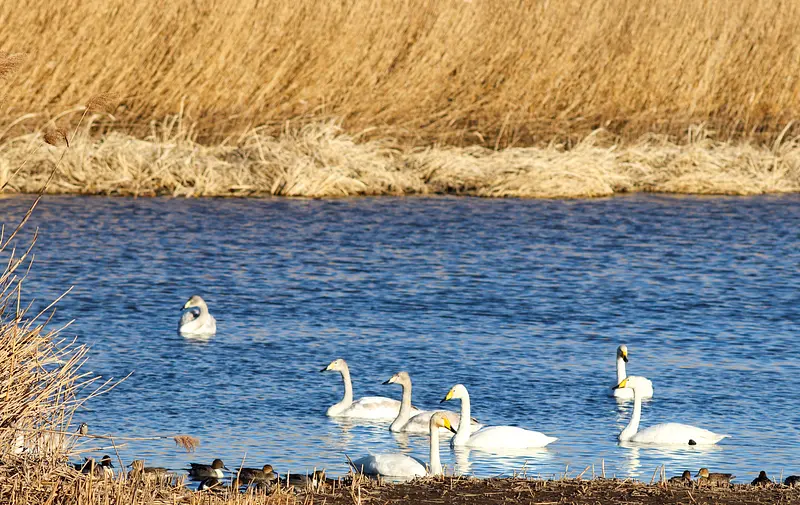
[1,195,798,483]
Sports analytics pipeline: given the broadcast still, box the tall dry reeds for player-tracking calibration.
[1,0,799,145]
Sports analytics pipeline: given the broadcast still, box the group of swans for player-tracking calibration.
[322,358,558,478]
[323,346,729,478]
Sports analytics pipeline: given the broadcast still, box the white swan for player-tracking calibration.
[179,295,217,337]
[384,372,481,436]
[350,412,454,477]
[610,345,653,400]
[321,359,409,420]
[614,376,729,445]
[441,384,557,450]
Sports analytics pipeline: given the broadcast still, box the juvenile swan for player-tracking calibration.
[614,376,729,445]
[350,412,455,477]
[321,359,408,420]
[610,345,653,400]
[179,295,217,337]
[384,372,480,435]
[441,384,557,450]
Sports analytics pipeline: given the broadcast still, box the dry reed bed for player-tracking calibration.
[1,122,799,198]
[1,0,800,144]
[0,472,797,505]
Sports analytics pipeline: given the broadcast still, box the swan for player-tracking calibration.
[321,359,412,419]
[610,345,653,400]
[179,295,217,337]
[614,376,729,445]
[441,384,557,450]
[384,372,481,435]
[350,412,455,477]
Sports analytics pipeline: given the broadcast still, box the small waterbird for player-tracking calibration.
[237,464,277,484]
[282,469,330,488]
[696,467,734,486]
[198,477,223,491]
[128,459,169,477]
[785,475,800,487]
[77,423,88,436]
[751,470,772,486]
[179,295,217,337]
[668,470,692,485]
[188,458,228,479]
[77,455,114,478]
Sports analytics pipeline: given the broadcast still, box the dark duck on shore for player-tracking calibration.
[751,471,772,487]
[668,470,692,485]
[188,459,228,479]
[696,468,734,486]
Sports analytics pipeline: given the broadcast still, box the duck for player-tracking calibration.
[281,470,331,489]
[197,477,224,491]
[179,295,217,337]
[784,475,800,487]
[384,371,481,435]
[321,359,410,419]
[237,464,278,484]
[188,459,228,480]
[128,459,169,477]
[614,377,729,445]
[610,345,653,400]
[696,467,734,486]
[751,470,772,487]
[441,384,556,451]
[78,455,113,478]
[350,412,455,477]
[668,470,692,485]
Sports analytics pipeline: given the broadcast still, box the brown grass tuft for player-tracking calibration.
[43,128,69,147]
[85,92,120,114]
[0,52,26,80]
[173,435,200,453]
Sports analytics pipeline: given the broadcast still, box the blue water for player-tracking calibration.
[1,194,798,484]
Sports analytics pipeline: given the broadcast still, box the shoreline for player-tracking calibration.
[2,123,800,199]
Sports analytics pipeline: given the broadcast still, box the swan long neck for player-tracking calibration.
[339,365,353,407]
[616,356,627,384]
[390,379,413,431]
[619,389,641,441]
[429,420,442,475]
[452,392,472,446]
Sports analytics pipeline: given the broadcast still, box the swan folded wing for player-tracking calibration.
[180,312,216,336]
[611,378,653,399]
[465,426,557,449]
[341,396,403,419]
[630,423,728,445]
[351,454,426,477]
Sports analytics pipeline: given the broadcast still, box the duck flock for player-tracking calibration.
[66,296,798,489]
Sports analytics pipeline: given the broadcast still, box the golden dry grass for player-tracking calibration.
[1,0,800,145]
[1,119,800,198]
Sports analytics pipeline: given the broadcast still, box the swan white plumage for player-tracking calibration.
[614,376,729,445]
[321,359,414,420]
[384,372,482,435]
[441,384,557,450]
[179,295,217,337]
[610,345,653,400]
[350,412,455,477]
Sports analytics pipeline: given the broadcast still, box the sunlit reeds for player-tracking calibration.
[1,0,800,145]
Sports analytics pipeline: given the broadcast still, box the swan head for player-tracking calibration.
[383,371,411,386]
[320,358,348,373]
[617,345,629,363]
[441,384,469,403]
[430,412,457,433]
[183,295,207,311]
[613,375,648,391]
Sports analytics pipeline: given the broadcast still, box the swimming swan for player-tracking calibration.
[179,295,217,337]
[384,372,481,435]
[350,412,455,477]
[441,384,557,450]
[610,345,653,400]
[321,359,412,420]
[614,376,729,445]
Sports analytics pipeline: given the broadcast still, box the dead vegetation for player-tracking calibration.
[2,0,800,145]
[1,120,799,198]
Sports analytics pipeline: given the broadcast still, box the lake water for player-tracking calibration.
[1,194,798,484]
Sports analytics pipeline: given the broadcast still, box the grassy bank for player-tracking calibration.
[1,0,800,145]
[1,121,799,198]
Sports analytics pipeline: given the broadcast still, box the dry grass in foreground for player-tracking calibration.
[1,472,798,505]
[2,0,800,145]
[1,121,799,198]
